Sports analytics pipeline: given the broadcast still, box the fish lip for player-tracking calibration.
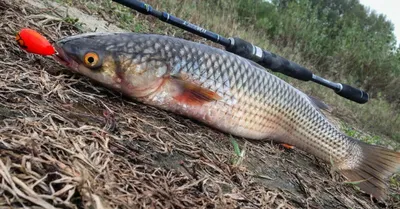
[53,45,79,71]
[53,45,70,65]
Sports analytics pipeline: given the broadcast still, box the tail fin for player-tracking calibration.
[340,138,400,200]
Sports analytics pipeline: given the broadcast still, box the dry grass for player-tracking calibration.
[0,0,399,208]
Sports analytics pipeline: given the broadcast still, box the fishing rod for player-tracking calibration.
[112,0,369,104]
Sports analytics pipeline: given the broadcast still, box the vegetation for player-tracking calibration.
[58,0,399,144]
[234,0,400,103]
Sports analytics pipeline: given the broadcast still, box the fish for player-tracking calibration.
[53,32,400,200]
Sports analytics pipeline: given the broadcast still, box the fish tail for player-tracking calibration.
[339,137,400,200]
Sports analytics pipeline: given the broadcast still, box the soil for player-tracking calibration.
[0,0,399,208]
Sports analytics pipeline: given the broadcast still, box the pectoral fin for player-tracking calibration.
[169,76,221,106]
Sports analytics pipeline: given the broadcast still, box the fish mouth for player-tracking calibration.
[53,45,79,71]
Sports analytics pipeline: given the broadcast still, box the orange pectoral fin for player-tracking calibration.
[170,77,221,106]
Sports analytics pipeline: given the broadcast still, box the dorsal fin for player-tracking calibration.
[247,59,268,71]
[294,88,331,113]
[307,95,331,112]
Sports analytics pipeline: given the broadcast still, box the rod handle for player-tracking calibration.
[226,37,370,103]
[336,83,369,104]
[226,37,313,81]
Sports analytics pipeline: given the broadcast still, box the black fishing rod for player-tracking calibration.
[112,0,369,104]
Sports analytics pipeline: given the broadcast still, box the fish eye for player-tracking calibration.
[83,52,100,68]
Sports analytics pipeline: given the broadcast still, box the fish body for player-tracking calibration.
[54,33,400,200]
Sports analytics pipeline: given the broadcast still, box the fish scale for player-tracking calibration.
[55,32,400,200]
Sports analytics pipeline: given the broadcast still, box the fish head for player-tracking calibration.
[54,33,120,88]
[53,33,167,97]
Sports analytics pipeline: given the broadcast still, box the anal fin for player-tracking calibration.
[280,143,295,149]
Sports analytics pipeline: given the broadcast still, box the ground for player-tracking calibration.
[0,0,399,208]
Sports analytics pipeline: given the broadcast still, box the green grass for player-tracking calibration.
[230,137,246,166]
[53,0,400,147]
[63,16,79,25]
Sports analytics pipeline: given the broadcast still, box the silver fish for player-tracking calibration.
[53,32,400,200]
